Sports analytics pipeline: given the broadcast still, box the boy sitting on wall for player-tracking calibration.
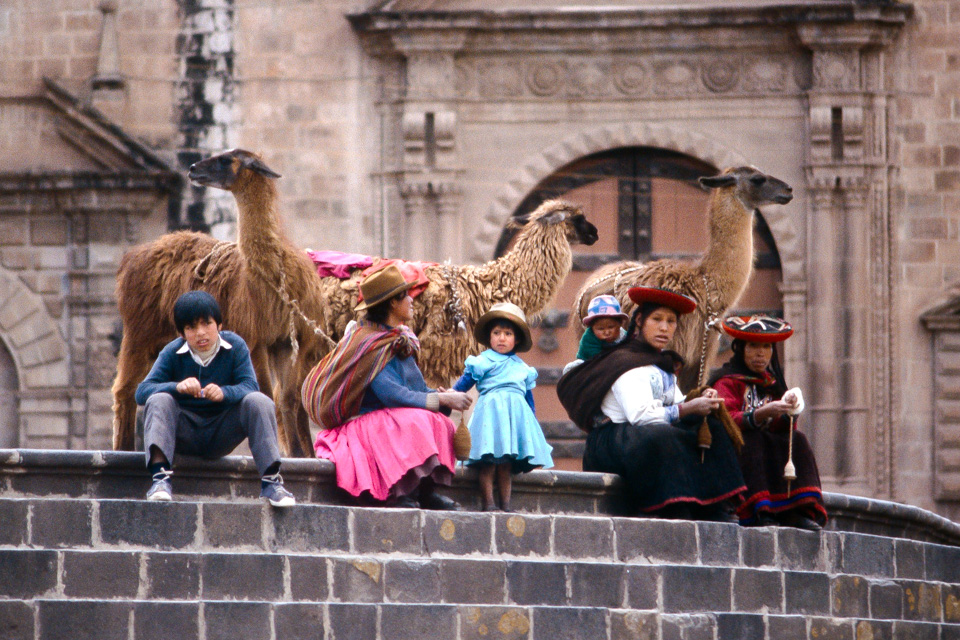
[136,290,295,507]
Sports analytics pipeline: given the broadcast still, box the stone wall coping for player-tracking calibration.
[2,448,958,546]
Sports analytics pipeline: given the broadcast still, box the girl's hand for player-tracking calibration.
[679,396,721,417]
[439,391,472,411]
[701,388,718,400]
[176,377,202,397]
[201,383,224,402]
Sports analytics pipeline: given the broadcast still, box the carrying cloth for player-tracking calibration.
[301,321,421,429]
[557,338,680,432]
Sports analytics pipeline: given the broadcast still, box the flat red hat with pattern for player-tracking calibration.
[627,286,697,315]
[722,315,793,343]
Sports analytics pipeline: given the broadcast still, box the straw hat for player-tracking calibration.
[627,286,697,315]
[473,302,533,353]
[355,264,416,312]
[722,315,793,343]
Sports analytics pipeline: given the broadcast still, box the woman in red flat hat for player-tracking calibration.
[708,315,826,530]
[557,286,746,521]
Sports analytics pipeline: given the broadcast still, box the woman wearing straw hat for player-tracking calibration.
[301,265,472,509]
[708,315,825,530]
[557,286,746,521]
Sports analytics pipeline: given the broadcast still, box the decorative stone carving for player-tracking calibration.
[527,62,565,96]
[921,296,960,500]
[812,50,860,91]
[611,60,649,96]
[477,62,524,98]
[742,59,788,93]
[701,58,740,94]
[568,61,608,97]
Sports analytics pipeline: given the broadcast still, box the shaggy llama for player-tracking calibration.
[573,166,793,391]
[112,150,330,457]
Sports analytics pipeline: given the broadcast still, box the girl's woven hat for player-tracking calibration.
[583,295,629,327]
[474,302,533,353]
[627,286,697,315]
[722,315,794,343]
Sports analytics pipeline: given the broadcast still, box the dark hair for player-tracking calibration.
[173,291,222,334]
[730,339,788,397]
[482,318,520,346]
[364,291,408,325]
[626,302,676,344]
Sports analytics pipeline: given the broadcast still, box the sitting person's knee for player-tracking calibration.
[242,391,275,411]
[145,392,176,409]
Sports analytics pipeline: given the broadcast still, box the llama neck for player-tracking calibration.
[476,223,572,314]
[697,189,755,308]
[234,174,287,271]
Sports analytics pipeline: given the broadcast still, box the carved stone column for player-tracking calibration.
[798,22,901,497]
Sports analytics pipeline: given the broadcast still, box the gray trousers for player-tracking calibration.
[143,392,281,476]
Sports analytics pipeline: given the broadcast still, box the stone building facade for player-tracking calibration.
[2,0,960,520]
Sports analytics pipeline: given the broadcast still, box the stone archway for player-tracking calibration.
[0,269,69,391]
[470,122,805,289]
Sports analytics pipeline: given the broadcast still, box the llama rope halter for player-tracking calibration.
[696,273,721,386]
[442,261,467,334]
[193,241,337,359]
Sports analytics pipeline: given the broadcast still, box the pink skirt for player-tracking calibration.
[314,407,457,502]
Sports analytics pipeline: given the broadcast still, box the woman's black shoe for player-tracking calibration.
[755,512,778,527]
[781,511,822,531]
[699,501,739,524]
[657,503,694,520]
[419,492,462,511]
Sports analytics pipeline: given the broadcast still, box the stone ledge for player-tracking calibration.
[1,449,959,546]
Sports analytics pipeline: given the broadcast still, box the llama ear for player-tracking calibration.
[541,209,569,225]
[699,174,736,189]
[241,155,282,179]
[507,214,531,230]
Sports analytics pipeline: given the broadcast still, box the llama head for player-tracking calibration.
[509,199,599,246]
[698,166,793,210]
[188,149,282,191]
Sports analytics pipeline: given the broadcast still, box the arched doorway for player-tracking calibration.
[0,342,19,448]
[495,146,785,469]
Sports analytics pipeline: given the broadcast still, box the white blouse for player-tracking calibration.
[600,365,684,427]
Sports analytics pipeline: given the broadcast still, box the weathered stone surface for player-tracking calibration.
[662,566,732,613]
[0,550,57,598]
[616,519,697,564]
[495,513,552,557]
[766,615,808,639]
[37,600,130,640]
[807,617,854,640]
[732,568,782,613]
[854,619,894,640]
[831,575,869,618]
[423,511,493,556]
[0,500,27,546]
[330,557,384,603]
[892,620,941,640]
[62,550,139,598]
[740,527,776,568]
[777,528,824,571]
[460,605,531,640]
[894,539,927,580]
[506,561,566,606]
[567,562,624,607]
[716,613,764,640]
[204,601,271,640]
[384,559,442,603]
[698,522,739,566]
[133,602,200,640]
[661,613,714,640]
[924,542,960,583]
[531,606,607,640]
[843,533,896,577]
[329,603,378,640]
[201,503,263,549]
[379,604,457,640]
[902,581,943,622]
[288,555,329,602]
[625,565,660,610]
[271,504,351,553]
[0,601,34,640]
[31,499,92,548]
[353,509,422,555]
[783,571,831,615]
[99,500,197,549]
[610,610,658,640]
[272,602,325,640]
[440,559,506,605]
[144,552,201,600]
[870,580,904,620]
[553,515,614,560]
[202,553,284,600]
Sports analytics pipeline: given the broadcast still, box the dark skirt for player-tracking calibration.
[583,415,747,513]
[736,427,827,525]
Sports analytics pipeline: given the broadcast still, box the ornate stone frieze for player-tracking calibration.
[812,50,860,92]
[451,52,805,100]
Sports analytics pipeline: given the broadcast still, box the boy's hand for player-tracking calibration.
[176,377,202,397]
[201,384,224,402]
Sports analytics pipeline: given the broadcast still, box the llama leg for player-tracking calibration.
[111,336,155,451]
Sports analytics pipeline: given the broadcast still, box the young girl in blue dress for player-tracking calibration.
[454,302,554,511]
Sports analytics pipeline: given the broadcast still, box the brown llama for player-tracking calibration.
[111,150,330,457]
[572,166,793,391]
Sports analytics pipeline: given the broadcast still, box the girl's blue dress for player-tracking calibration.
[454,349,554,472]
